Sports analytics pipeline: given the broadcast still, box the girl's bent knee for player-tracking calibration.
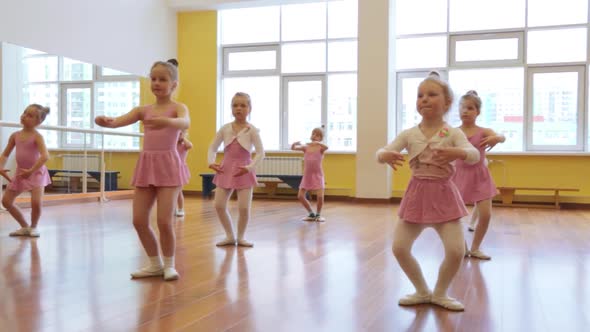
[447,247,465,261]
[392,244,411,258]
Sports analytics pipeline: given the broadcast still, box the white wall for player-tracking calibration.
[355,0,394,199]
[0,0,177,76]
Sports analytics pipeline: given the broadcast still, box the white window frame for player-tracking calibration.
[449,31,524,67]
[219,2,358,152]
[223,45,281,77]
[282,75,327,149]
[526,65,586,151]
[60,82,94,148]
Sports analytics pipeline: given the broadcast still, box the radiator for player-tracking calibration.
[255,156,303,176]
[60,154,100,171]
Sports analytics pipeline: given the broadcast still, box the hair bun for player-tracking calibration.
[466,90,478,96]
[428,70,441,78]
[167,58,179,67]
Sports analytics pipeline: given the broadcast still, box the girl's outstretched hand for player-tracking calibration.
[479,135,501,151]
[95,116,115,128]
[143,117,170,129]
[0,169,11,182]
[209,163,223,174]
[432,147,466,164]
[234,166,249,177]
[378,151,405,170]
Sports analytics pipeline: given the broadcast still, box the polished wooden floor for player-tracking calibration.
[0,196,589,332]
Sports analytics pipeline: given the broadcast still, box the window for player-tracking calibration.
[528,28,587,64]
[220,0,358,151]
[17,44,140,150]
[449,68,525,152]
[396,0,589,152]
[450,32,523,67]
[449,0,525,31]
[396,36,447,70]
[528,0,587,27]
[527,67,585,151]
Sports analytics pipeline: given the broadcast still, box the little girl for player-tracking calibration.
[95,59,189,281]
[176,130,192,217]
[452,90,505,260]
[208,92,265,247]
[291,127,328,222]
[376,72,479,311]
[0,104,51,237]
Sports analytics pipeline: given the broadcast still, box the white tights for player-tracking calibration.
[214,187,253,241]
[392,220,464,297]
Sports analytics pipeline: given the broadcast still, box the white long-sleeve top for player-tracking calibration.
[207,123,265,171]
[376,124,479,165]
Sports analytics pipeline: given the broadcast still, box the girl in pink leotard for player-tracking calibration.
[0,104,51,238]
[291,128,328,222]
[95,59,190,281]
[452,90,505,260]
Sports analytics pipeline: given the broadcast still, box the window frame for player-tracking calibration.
[449,31,524,67]
[219,1,358,152]
[282,75,327,149]
[395,0,590,153]
[526,65,586,151]
[59,82,94,148]
[19,48,141,151]
[223,44,281,77]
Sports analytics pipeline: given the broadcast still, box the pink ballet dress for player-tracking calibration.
[299,150,324,190]
[6,132,51,192]
[398,145,468,224]
[451,129,497,204]
[213,139,257,189]
[131,106,189,187]
[177,141,191,181]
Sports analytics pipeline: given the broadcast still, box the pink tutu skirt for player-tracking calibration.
[452,164,497,204]
[131,150,189,187]
[213,141,257,190]
[398,177,468,224]
[7,166,51,192]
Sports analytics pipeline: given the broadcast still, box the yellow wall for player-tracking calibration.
[174,10,590,204]
[177,11,218,191]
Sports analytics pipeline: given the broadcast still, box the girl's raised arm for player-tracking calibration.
[95,106,143,128]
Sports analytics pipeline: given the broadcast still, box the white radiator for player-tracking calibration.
[255,156,303,176]
[60,154,100,171]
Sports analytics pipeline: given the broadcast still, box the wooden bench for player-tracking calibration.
[48,169,120,192]
[257,179,283,198]
[199,174,303,198]
[495,186,579,209]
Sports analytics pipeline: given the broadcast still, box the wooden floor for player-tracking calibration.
[0,197,589,332]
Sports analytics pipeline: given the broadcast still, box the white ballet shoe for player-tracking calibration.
[216,238,236,246]
[130,266,164,279]
[469,249,491,260]
[237,239,254,247]
[163,267,179,281]
[398,292,431,306]
[430,296,464,311]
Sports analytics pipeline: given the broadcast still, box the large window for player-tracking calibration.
[219,0,358,151]
[396,0,590,152]
[18,45,140,150]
